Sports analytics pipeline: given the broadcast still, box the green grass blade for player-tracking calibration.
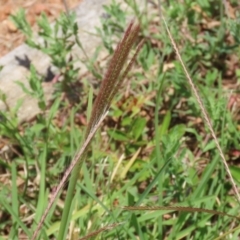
[1,199,30,237]
[9,162,18,240]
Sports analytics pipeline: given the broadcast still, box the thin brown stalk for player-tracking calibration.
[160,14,240,203]
[123,206,240,221]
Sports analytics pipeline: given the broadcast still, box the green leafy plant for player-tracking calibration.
[11,10,83,100]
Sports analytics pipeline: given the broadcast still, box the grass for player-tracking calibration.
[0,0,240,239]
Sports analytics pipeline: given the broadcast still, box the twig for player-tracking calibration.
[62,0,70,16]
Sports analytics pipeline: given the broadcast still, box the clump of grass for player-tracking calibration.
[161,12,240,203]
[31,20,144,240]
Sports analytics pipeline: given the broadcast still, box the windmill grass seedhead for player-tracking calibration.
[86,21,143,136]
[31,21,143,240]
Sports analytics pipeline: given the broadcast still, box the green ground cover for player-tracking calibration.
[1,0,240,239]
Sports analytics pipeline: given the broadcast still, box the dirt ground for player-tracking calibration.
[0,0,82,57]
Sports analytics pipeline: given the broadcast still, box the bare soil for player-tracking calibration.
[0,0,82,57]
